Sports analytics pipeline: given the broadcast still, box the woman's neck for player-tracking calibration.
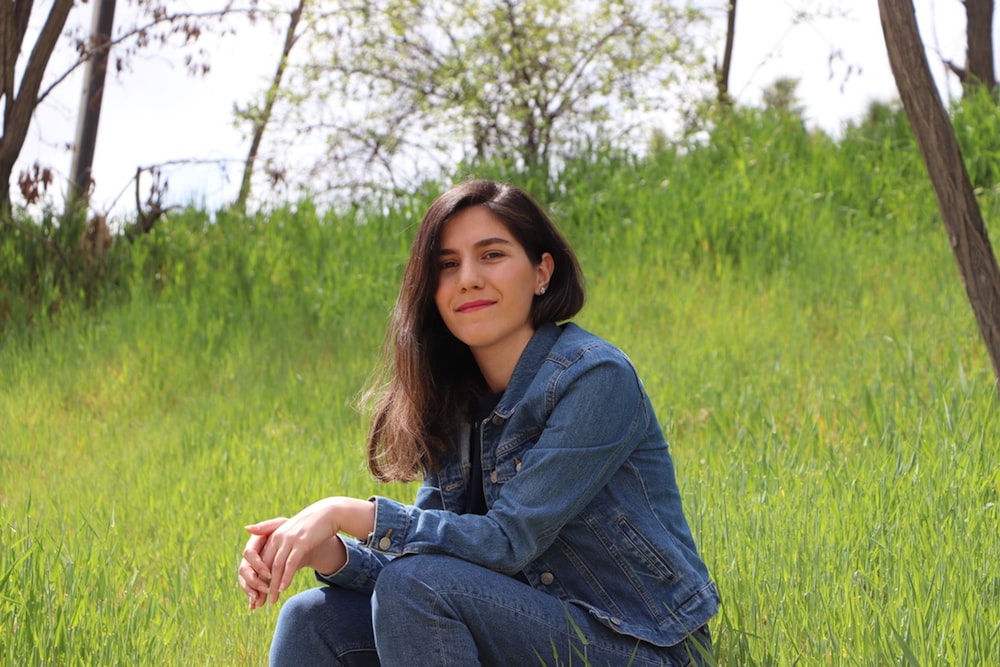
[470,330,534,393]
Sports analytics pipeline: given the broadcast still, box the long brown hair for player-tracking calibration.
[364,179,585,481]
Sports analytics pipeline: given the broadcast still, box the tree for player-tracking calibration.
[68,0,118,210]
[944,0,996,93]
[879,0,1000,391]
[236,0,307,209]
[1,0,74,217]
[254,0,711,200]
[715,0,737,106]
[1,0,260,219]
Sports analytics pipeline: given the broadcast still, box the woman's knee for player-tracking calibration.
[373,554,453,602]
[274,587,328,632]
[271,587,377,667]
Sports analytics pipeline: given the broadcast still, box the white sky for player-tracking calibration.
[12,0,976,218]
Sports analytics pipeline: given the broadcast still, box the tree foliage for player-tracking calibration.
[257,0,711,200]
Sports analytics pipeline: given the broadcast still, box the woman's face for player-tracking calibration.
[434,206,553,373]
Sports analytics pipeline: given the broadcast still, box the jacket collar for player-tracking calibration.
[492,322,562,420]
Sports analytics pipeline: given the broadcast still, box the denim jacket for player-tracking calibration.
[320,322,719,647]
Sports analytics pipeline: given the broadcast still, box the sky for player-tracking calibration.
[12,0,977,218]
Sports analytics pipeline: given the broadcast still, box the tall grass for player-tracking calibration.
[2,102,999,665]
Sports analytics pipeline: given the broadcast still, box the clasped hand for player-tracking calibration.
[237,497,347,610]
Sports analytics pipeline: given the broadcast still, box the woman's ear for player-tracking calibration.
[537,252,555,293]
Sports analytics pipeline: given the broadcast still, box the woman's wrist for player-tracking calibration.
[329,496,377,540]
[309,497,375,576]
[309,534,348,576]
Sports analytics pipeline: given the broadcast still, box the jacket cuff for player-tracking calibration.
[364,496,411,554]
[314,536,378,590]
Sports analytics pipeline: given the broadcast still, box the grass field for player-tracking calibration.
[2,106,999,665]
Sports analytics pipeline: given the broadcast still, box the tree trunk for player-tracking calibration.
[0,0,75,216]
[716,0,737,106]
[965,0,996,92]
[69,0,117,210]
[878,0,1000,391]
[236,0,306,210]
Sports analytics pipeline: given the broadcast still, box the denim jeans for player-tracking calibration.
[270,554,713,666]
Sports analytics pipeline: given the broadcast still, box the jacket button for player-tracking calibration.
[378,536,392,550]
[491,414,504,425]
[490,470,498,483]
[610,617,622,626]
[540,572,554,585]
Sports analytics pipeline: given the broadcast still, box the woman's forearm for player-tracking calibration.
[307,496,376,575]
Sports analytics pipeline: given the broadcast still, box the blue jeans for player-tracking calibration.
[270,554,713,666]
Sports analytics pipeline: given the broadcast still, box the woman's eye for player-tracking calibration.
[483,251,505,260]
[439,259,458,270]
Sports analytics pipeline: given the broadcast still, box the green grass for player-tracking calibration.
[2,105,999,665]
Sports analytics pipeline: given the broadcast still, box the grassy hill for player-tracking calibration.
[2,103,998,665]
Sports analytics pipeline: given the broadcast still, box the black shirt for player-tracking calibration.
[464,391,502,515]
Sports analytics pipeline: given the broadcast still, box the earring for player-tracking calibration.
[539,286,547,295]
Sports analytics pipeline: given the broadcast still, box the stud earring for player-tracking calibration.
[539,286,547,295]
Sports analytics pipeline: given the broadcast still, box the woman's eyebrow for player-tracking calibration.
[436,237,514,255]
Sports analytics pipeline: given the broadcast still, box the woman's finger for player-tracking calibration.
[238,571,264,600]
[246,517,287,536]
[267,542,289,605]
[238,559,271,595]
[277,545,305,595]
[238,517,289,610]
[242,537,272,583]
[238,569,267,610]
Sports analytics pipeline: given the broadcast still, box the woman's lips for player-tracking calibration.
[457,300,494,313]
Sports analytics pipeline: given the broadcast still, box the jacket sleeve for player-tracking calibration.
[313,536,390,594]
[314,474,448,592]
[363,350,648,574]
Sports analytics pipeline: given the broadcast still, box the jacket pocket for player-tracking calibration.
[491,429,542,483]
[615,516,681,585]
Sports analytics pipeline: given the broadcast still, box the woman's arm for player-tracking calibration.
[239,471,453,608]
[366,352,648,572]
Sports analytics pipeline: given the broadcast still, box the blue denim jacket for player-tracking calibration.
[321,322,719,647]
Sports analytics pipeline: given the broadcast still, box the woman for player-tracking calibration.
[238,179,719,666]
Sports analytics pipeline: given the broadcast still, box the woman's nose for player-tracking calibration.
[458,262,482,290]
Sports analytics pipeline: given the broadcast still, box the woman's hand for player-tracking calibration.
[238,517,286,610]
[241,497,375,606]
[258,496,375,605]
[258,498,339,604]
